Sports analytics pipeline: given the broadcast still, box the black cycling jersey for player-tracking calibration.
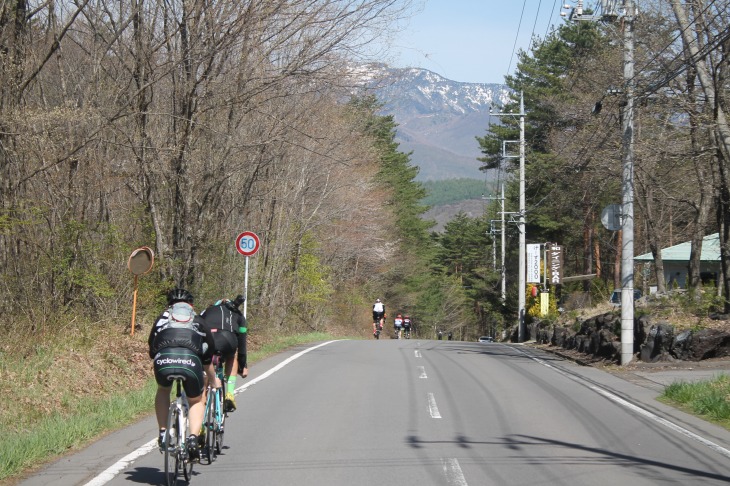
[148,305,215,398]
[201,301,248,369]
[148,308,214,365]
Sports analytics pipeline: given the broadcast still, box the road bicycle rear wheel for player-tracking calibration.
[164,406,180,486]
[204,390,216,463]
[216,389,226,454]
[181,411,194,481]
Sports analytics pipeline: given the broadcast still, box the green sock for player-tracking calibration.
[226,375,237,395]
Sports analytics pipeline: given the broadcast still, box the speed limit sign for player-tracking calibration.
[235,231,260,256]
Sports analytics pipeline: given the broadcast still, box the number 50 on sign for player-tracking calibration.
[236,231,260,256]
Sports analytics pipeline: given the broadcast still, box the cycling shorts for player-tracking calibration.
[210,329,237,360]
[373,311,384,322]
[153,347,205,398]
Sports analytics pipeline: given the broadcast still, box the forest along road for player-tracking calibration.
[20,340,730,486]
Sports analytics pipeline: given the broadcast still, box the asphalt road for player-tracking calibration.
[20,340,730,486]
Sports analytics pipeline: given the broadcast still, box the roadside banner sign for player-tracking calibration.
[526,244,541,283]
[548,244,563,285]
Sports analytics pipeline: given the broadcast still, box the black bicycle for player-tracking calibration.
[163,376,194,486]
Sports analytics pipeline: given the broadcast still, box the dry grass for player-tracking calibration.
[0,321,151,434]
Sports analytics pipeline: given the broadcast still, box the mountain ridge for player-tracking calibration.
[364,65,511,181]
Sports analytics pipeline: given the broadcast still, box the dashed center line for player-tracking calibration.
[417,366,427,378]
[442,458,468,486]
[415,350,422,358]
[428,392,442,418]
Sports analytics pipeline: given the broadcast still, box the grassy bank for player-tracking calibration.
[660,374,730,430]
[0,330,344,483]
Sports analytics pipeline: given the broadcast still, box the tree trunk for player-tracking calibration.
[671,0,730,310]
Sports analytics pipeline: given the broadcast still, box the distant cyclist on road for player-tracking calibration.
[148,288,217,462]
[403,315,412,338]
[393,314,403,339]
[372,298,385,336]
[200,295,249,412]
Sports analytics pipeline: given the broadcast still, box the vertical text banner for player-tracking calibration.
[549,244,563,285]
[526,244,541,283]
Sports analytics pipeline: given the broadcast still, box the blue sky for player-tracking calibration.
[388,0,567,84]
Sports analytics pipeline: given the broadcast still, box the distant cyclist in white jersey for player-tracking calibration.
[393,314,403,339]
[372,299,385,336]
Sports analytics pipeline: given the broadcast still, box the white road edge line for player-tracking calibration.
[83,340,339,486]
[418,366,428,379]
[441,457,469,486]
[428,392,442,418]
[518,348,730,460]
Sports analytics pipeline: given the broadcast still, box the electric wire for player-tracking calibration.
[524,0,728,215]
[506,1,528,80]
[545,0,561,40]
[530,0,544,47]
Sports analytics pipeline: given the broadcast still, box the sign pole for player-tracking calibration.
[244,256,249,319]
[127,246,154,336]
[235,231,261,320]
[131,275,139,336]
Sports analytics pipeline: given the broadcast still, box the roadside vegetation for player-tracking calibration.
[661,375,730,430]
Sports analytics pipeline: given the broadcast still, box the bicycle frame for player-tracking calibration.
[202,357,227,463]
[164,376,192,486]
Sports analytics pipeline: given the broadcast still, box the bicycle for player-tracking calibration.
[163,376,194,486]
[201,355,227,464]
[373,320,383,339]
[403,327,411,339]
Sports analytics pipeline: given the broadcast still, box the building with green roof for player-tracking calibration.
[634,233,721,288]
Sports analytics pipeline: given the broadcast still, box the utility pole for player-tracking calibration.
[486,183,507,305]
[490,93,526,341]
[620,0,636,366]
[518,93,526,342]
[501,183,506,304]
[563,0,634,365]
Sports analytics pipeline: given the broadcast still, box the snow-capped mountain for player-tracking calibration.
[360,65,511,181]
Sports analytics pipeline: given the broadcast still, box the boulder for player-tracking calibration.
[539,307,730,364]
[639,322,674,362]
[688,329,730,360]
[670,330,692,360]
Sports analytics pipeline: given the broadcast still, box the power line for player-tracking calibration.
[530,0,544,45]
[506,1,528,79]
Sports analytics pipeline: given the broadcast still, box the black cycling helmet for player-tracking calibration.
[167,288,194,305]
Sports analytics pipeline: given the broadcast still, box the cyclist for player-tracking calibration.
[403,315,412,338]
[148,288,217,461]
[200,295,248,413]
[372,298,385,336]
[393,314,403,339]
